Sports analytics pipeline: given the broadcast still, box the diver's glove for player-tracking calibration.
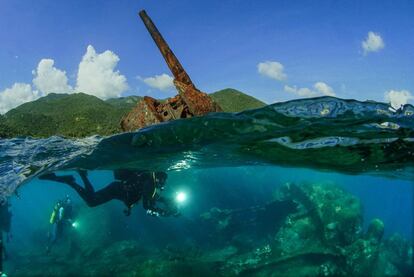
[147,207,180,217]
[146,209,160,217]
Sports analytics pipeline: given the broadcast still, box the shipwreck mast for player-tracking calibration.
[120,10,222,132]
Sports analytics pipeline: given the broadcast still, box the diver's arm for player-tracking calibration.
[143,186,163,216]
[144,194,179,217]
[142,177,157,210]
[142,189,156,210]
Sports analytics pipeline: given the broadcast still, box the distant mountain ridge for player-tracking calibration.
[0,89,266,138]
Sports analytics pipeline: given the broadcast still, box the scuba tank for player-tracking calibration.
[49,202,62,224]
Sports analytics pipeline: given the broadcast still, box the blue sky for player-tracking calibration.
[0,0,413,113]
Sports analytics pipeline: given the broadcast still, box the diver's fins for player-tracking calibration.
[39,173,75,184]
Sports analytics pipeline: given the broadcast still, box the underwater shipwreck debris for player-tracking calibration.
[121,10,222,132]
[215,183,414,276]
[200,199,298,243]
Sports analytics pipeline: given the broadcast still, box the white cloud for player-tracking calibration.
[314,82,335,96]
[284,82,336,98]
[76,45,128,99]
[257,61,287,81]
[362,31,384,54]
[384,89,413,110]
[140,73,174,91]
[284,85,315,97]
[0,45,130,113]
[0,83,40,114]
[32,59,72,94]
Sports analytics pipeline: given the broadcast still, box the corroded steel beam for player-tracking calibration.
[121,10,222,132]
[139,10,193,87]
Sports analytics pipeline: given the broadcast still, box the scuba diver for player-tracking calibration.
[40,170,179,217]
[46,195,74,254]
[0,200,11,277]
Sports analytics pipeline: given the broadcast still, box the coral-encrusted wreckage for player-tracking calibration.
[196,183,414,276]
[121,10,222,132]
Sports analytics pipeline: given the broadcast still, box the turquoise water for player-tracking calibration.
[4,167,413,275]
[1,97,413,276]
[10,167,414,241]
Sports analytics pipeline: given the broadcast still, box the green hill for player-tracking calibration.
[3,93,125,137]
[210,88,266,112]
[0,114,16,138]
[0,89,266,138]
[106,96,143,112]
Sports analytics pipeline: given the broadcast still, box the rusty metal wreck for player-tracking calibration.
[121,10,222,132]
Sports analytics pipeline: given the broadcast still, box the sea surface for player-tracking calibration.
[0,96,413,276]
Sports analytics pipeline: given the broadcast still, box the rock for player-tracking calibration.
[366,218,385,243]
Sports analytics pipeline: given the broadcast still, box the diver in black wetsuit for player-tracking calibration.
[39,170,179,217]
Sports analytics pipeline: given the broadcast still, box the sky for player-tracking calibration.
[0,0,413,113]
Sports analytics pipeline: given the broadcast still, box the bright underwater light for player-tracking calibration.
[175,191,187,203]
[72,221,79,228]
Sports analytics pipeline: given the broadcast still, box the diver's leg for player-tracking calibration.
[46,223,58,254]
[77,170,95,192]
[39,173,76,184]
[39,172,98,207]
[51,175,122,208]
[62,181,96,206]
[84,181,123,207]
[41,171,102,207]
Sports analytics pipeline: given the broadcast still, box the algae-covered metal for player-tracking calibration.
[121,10,222,132]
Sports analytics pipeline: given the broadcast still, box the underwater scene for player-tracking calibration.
[1,98,413,276]
[1,1,414,276]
